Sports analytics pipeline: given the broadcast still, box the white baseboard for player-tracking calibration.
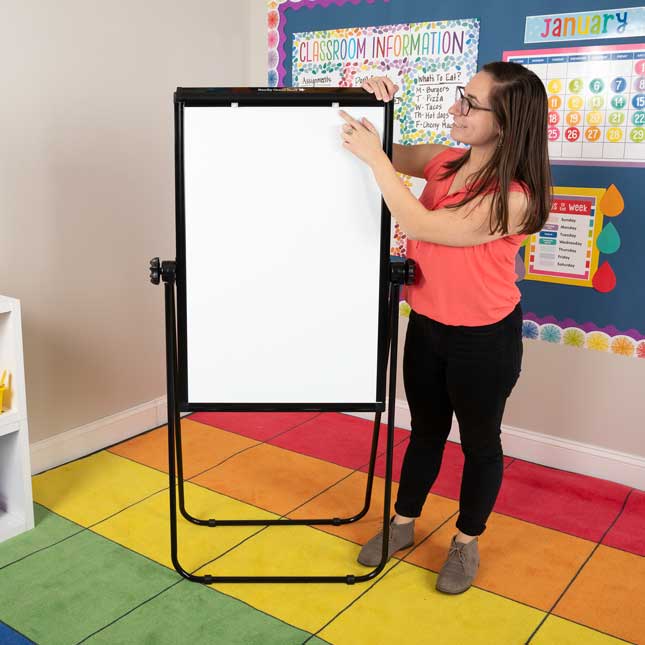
[30,397,171,474]
[30,397,645,490]
[348,400,645,491]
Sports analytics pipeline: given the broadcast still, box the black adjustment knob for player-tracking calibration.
[389,258,406,285]
[405,259,416,285]
[150,257,161,285]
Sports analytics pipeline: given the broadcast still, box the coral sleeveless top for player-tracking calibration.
[406,147,527,326]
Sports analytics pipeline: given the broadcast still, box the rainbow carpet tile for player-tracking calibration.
[0,412,643,644]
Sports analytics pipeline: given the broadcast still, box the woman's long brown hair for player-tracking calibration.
[440,61,552,236]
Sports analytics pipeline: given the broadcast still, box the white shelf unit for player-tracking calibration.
[0,295,34,542]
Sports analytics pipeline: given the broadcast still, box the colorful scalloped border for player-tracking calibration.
[268,0,392,87]
[521,314,645,358]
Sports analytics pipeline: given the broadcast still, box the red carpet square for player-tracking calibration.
[602,489,645,556]
[189,411,319,441]
[494,459,631,541]
[269,412,408,470]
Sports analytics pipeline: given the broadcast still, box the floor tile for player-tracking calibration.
[553,544,645,645]
[269,412,408,470]
[0,530,178,645]
[602,489,645,557]
[83,580,314,645]
[494,460,630,541]
[203,525,397,634]
[188,411,319,441]
[319,560,545,645]
[289,471,458,549]
[191,444,352,516]
[32,451,168,526]
[532,614,635,645]
[404,511,595,611]
[92,483,277,572]
[109,419,259,478]
[0,504,82,568]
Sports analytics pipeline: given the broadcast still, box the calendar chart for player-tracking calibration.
[504,44,645,167]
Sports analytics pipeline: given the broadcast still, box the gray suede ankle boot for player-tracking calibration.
[357,517,415,567]
[436,535,480,594]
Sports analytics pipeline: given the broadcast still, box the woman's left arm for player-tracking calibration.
[340,110,527,247]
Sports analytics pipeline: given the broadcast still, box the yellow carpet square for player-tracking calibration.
[92,482,278,572]
[201,524,396,633]
[32,451,168,526]
[320,560,545,645]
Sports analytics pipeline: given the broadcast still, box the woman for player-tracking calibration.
[340,62,551,594]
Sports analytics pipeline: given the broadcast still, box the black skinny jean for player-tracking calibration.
[394,303,523,536]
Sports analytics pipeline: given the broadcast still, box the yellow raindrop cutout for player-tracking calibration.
[599,184,624,217]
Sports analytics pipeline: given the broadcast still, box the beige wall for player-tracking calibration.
[249,1,645,458]
[1,0,250,443]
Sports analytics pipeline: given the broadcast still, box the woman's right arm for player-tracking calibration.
[362,76,447,178]
[392,143,447,178]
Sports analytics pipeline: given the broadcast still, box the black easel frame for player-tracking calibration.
[150,257,414,584]
[150,88,415,584]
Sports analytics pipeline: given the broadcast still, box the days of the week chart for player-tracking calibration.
[504,44,645,167]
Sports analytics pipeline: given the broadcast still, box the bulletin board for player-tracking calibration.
[268,0,645,358]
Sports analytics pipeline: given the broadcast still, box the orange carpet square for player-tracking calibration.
[190,443,353,516]
[109,419,259,478]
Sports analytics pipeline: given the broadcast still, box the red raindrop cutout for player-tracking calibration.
[592,261,616,293]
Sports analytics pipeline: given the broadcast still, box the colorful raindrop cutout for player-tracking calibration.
[596,222,621,254]
[592,261,616,293]
[599,184,624,217]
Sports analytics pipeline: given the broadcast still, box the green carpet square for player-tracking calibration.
[0,504,82,569]
[84,580,317,644]
[0,529,178,644]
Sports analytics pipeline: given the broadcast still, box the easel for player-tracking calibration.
[151,87,414,584]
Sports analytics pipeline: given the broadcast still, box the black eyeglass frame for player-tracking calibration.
[455,86,494,116]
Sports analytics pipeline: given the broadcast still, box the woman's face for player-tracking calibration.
[448,71,501,147]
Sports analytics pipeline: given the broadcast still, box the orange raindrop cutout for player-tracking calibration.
[599,184,624,217]
[592,261,616,293]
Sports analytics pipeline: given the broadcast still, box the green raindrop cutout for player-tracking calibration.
[596,222,621,254]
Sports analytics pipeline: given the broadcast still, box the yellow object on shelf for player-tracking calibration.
[0,370,6,413]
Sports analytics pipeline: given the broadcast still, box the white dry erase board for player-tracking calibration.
[174,88,393,411]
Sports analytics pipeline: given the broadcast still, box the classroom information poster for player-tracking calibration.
[525,187,605,286]
[292,20,479,145]
[505,44,645,167]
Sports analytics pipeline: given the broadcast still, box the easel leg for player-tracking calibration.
[164,277,193,579]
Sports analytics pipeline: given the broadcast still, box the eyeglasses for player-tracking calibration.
[455,86,494,116]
